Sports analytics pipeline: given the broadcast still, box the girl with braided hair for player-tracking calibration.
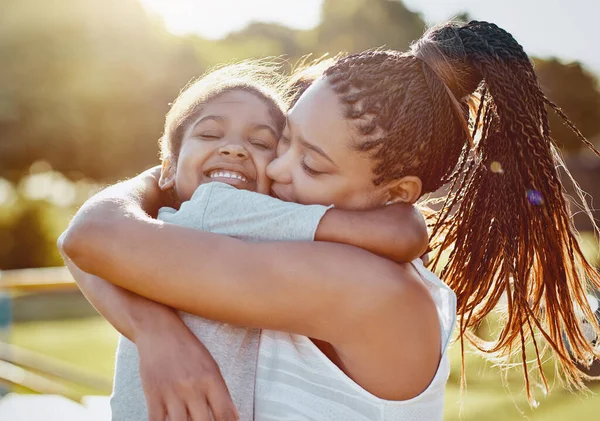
[62,20,600,420]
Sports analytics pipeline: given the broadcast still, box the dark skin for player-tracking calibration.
[60,81,440,421]
[60,168,427,421]
[61,170,440,397]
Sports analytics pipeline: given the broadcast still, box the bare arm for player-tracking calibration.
[64,214,404,343]
[56,172,186,344]
[315,204,428,263]
[59,249,180,342]
[60,170,432,345]
[60,170,441,399]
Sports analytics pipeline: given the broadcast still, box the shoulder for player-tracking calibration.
[335,261,442,400]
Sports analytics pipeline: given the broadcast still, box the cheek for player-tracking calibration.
[338,177,386,209]
[298,175,382,210]
[174,170,196,202]
[173,144,205,201]
[254,152,276,194]
[290,173,345,207]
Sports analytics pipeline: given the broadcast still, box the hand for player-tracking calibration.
[136,322,238,421]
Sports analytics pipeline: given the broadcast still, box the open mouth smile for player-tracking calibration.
[208,170,248,182]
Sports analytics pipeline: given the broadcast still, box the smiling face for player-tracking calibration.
[161,89,280,202]
[267,79,391,210]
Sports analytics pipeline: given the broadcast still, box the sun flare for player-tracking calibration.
[137,0,322,39]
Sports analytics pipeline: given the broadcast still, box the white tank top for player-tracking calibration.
[254,258,457,421]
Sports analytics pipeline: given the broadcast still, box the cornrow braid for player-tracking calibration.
[321,20,600,403]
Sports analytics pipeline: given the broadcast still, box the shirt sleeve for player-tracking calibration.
[159,182,331,242]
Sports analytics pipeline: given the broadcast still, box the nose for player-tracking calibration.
[266,151,292,184]
[219,143,249,160]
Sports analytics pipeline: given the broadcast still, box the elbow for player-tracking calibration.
[392,209,429,263]
[58,224,84,263]
[407,219,430,261]
[59,216,106,273]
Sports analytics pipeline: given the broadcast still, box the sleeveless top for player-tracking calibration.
[254,258,457,421]
[110,183,330,421]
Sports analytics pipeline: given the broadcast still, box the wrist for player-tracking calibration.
[130,303,183,344]
[135,318,193,357]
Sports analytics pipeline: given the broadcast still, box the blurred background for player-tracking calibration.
[0,0,598,419]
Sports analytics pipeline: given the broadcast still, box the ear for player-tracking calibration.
[158,158,176,191]
[385,176,422,204]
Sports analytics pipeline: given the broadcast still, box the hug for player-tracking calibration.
[59,20,600,421]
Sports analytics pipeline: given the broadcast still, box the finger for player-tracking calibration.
[166,400,188,421]
[186,398,211,421]
[147,397,167,421]
[206,381,239,421]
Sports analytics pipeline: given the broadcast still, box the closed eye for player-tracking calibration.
[251,140,275,150]
[301,160,322,176]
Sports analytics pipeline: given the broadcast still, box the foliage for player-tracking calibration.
[534,58,600,151]
[316,0,425,54]
[1,0,598,184]
[0,194,67,270]
[0,0,202,182]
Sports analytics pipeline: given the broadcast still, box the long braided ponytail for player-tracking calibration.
[316,20,600,402]
[422,21,600,401]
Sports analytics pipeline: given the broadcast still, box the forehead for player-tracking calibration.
[287,78,353,156]
[198,89,278,125]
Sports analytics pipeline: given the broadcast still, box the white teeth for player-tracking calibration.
[209,170,247,182]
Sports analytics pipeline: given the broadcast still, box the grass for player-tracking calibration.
[10,318,118,379]
[8,317,600,420]
[8,318,118,396]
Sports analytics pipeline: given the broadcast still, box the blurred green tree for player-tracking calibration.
[0,0,598,186]
[0,198,63,269]
[224,22,304,58]
[534,58,600,151]
[0,0,204,182]
[316,0,425,54]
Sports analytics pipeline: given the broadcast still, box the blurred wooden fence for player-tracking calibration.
[1,267,97,322]
[0,267,111,403]
[0,267,77,292]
